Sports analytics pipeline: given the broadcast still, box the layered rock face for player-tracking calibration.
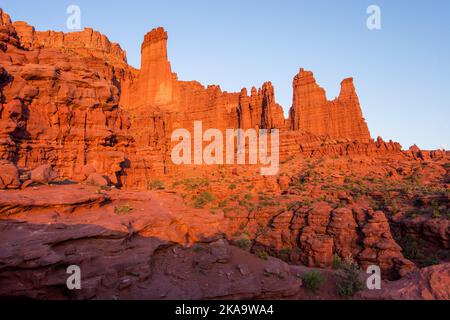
[13,21,128,67]
[1,9,449,300]
[0,9,397,189]
[0,9,133,185]
[254,202,414,278]
[238,82,286,130]
[289,69,371,141]
[123,27,267,131]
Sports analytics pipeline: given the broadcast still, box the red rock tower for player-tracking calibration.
[136,27,176,109]
[289,68,371,141]
[237,82,286,130]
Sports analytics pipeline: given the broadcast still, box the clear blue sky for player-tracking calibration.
[3,0,450,149]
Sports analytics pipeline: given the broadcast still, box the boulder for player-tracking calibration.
[85,173,109,187]
[30,164,57,184]
[0,160,20,189]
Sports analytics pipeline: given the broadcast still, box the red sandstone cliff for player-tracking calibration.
[289,68,371,141]
[122,27,370,136]
[0,9,133,185]
[1,9,449,296]
[13,21,128,67]
[0,9,397,189]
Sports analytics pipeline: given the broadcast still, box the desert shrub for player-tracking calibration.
[218,200,228,208]
[147,179,165,190]
[335,261,365,297]
[301,271,325,293]
[236,238,252,250]
[229,183,237,190]
[192,192,216,208]
[176,178,210,190]
[255,249,269,260]
[258,195,277,208]
[332,255,343,270]
[398,236,419,259]
[432,209,442,219]
[114,205,133,215]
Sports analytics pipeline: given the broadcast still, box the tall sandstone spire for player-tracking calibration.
[290,69,371,141]
[238,82,286,130]
[136,27,176,109]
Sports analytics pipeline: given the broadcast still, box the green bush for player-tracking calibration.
[193,192,216,208]
[114,205,133,215]
[332,255,343,270]
[147,179,165,190]
[432,208,443,219]
[398,236,419,259]
[301,271,325,293]
[236,238,252,250]
[255,249,269,260]
[335,261,365,297]
[176,178,210,190]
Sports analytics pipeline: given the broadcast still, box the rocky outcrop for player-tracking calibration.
[289,69,371,141]
[0,11,133,186]
[0,219,301,299]
[0,184,301,299]
[30,164,58,184]
[0,9,418,190]
[0,160,19,189]
[13,21,128,67]
[255,202,414,278]
[238,82,286,130]
[0,9,19,48]
[406,144,447,161]
[357,210,416,278]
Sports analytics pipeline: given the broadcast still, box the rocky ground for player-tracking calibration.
[0,153,448,300]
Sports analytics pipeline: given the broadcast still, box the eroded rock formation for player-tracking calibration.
[289,69,371,141]
[0,10,380,189]
[13,21,128,67]
[0,9,133,186]
[1,9,448,300]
